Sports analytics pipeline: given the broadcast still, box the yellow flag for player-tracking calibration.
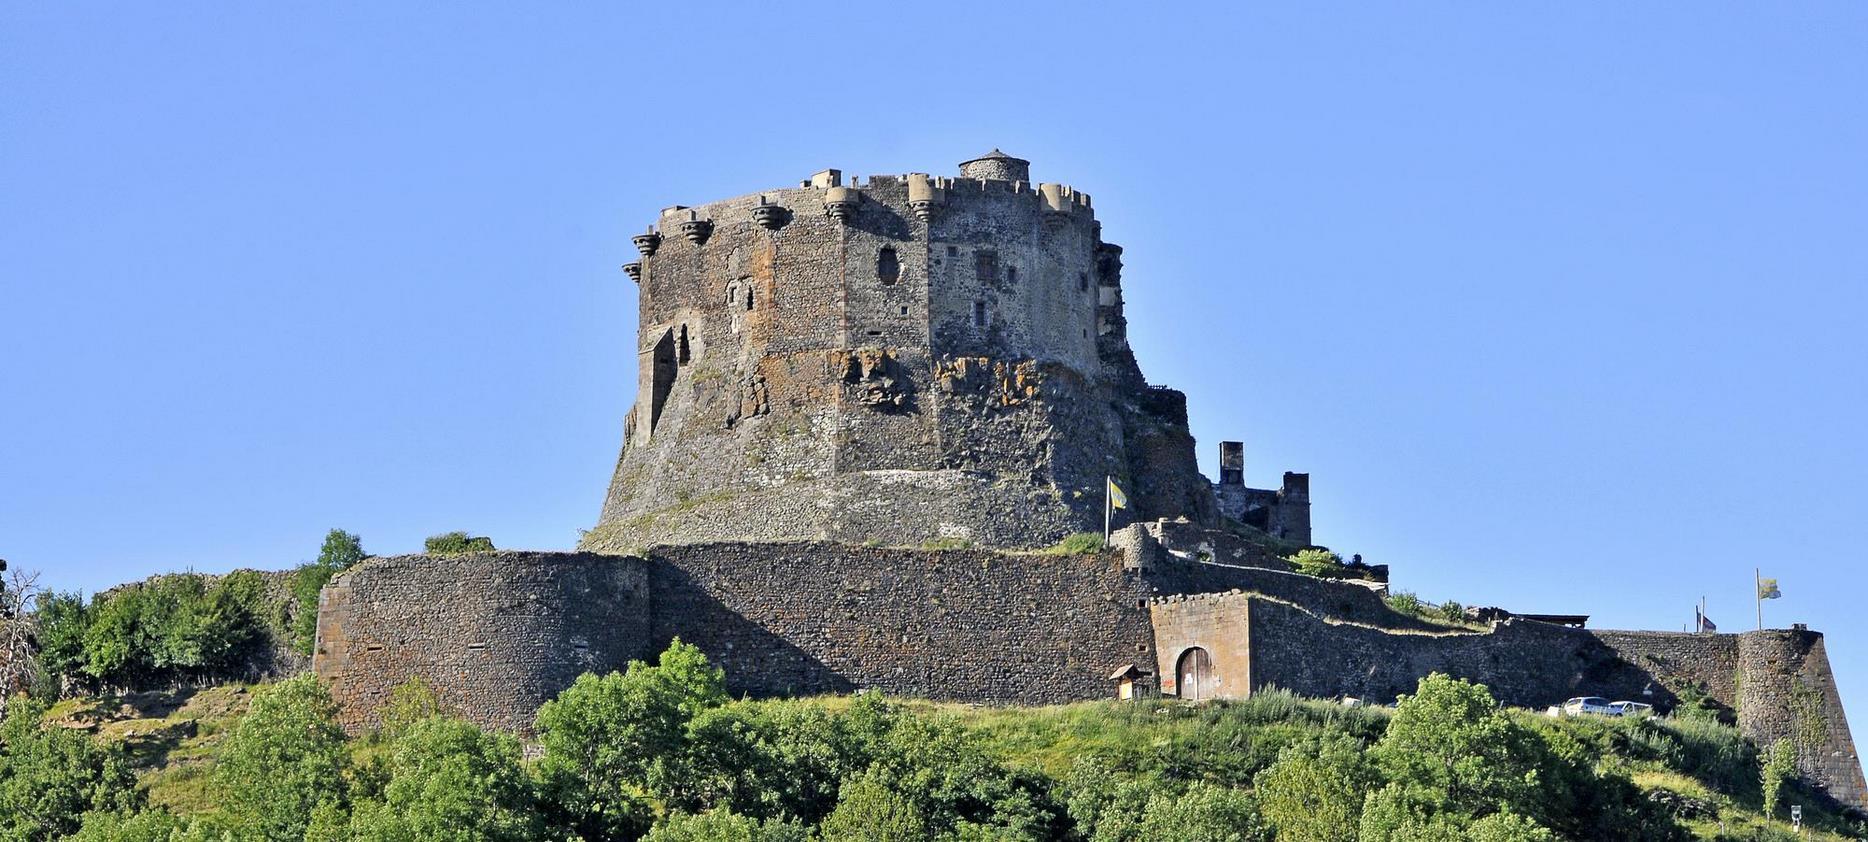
[1107,477,1128,509]
[1758,578,1782,600]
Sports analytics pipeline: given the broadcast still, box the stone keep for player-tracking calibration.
[582,151,1217,552]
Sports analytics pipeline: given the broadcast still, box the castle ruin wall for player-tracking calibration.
[313,552,652,733]
[1148,592,1865,808]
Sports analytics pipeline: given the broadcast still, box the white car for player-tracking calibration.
[1608,701,1653,717]
[1561,696,1617,716]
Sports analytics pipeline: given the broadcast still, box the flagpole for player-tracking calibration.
[1090,474,1105,541]
[1756,568,1762,631]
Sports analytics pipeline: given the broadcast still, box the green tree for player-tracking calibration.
[0,696,140,842]
[69,808,186,842]
[290,529,365,655]
[344,716,541,842]
[645,809,809,842]
[682,699,864,823]
[1254,733,1378,842]
[29,591,88,693]
[818,771,932,842]
[210,674,350,841]
[1370,674,1541,820]
[1759,737,1796,819]
[854,700,1064,838]
[1466,810,1559,842]
[75,573,270,689]
[534,640,725,839]
[424,532,496,556]
[1135,782,1269,842]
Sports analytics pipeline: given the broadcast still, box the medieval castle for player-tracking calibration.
[312,151,1864,809]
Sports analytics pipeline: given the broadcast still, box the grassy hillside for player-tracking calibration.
[10,652,1863,841]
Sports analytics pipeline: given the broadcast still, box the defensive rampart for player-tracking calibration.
[313,552,651,733]
[1149,591,1865,809]
[314,545,1863,808]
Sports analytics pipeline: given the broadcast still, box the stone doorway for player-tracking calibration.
[1176,646,1213,700]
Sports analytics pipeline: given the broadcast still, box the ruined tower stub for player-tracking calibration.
[1212,441,1312,546]
[581,151,1217,552]
[1218,441,1245,486]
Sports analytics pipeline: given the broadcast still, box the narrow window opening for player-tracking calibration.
[677,324,691,364]
[899,306,908,315]
[946,245,958,257]
[865,329,882,336]
[1079,272,1089,292]
[649,329,678,431]
[877,246,900,285]
[975,250,997,282]
[745,287,755,311]
[1007,266,1017,283]
[973,300,987,327]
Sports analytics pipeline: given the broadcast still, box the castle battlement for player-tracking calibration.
[585,150,1216,554]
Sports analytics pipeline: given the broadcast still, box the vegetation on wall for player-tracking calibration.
[424,531,497,556]
[1383,590,1474,627]
[6,642,1861,841]
[287,529,366,655]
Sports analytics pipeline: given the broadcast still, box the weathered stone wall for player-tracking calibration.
[313,552,651,733]
[313,546,1863,807]
[585,155,1218,553]
[1734,630,1866,809]
[647,543,1158,704]
[1148,593,1865,808]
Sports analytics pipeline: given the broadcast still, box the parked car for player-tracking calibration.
[1561,696,1617,716]
[1608,701,1654,717]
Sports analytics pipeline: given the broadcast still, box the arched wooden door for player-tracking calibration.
[1176,647,1213,700]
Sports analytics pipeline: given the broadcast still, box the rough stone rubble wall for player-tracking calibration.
[313,552,652,733]
[1733,631,1866,809]
[1149,591,1865,809]
[586,162,1217,553]
[647,543,1159,704]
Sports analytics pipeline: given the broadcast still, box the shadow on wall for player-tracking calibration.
[647,560,856,698]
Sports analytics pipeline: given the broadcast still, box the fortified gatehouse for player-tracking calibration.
[310,151,1864,810]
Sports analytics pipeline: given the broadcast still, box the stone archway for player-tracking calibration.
[1176,646,1213,700]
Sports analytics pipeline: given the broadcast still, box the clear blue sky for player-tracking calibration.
[5,4,1865,729]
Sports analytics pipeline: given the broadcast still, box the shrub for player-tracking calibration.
[646,809,808,842]
[68,808,185,842]
[819,770,932,842]
[210,674,350,839]
[73,572,273,690]
[1136,782,1268,841]
[1285,549,1347,578]
[1759,738,1796,818]
[289,529,365,655]
[1046,533,1106,556]
[30,591,88,692]
[0,696,140,841]
[534,640,724,839]
[1253,733,1377,841]
[1373,674,1542,818]
[344,716,542,842]
[424,532,496,556]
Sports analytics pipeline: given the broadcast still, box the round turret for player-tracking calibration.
[958,148,1030,182]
